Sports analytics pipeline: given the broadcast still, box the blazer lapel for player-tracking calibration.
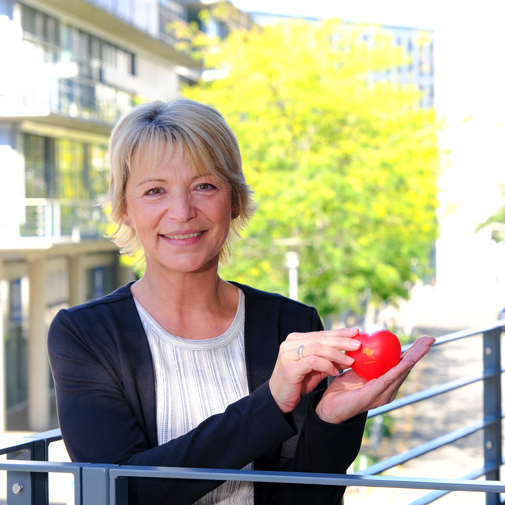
[115,284,159,449]
[234,283,282,393]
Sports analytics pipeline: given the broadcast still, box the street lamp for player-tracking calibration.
[284,251,300,301]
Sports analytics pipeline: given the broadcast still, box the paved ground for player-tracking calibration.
[345,329,504,505]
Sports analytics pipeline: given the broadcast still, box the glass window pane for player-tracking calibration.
[24,134,47,198]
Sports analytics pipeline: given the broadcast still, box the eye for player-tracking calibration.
[196,183,216,190]
[146,187,163,195]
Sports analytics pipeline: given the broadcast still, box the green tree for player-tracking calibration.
[178,18,439,317]
[476,186,505,242]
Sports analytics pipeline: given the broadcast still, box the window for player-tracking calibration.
[24,133,109,202]
[57,139,86,200]
[21,4,60,47]
[20,4,134,123]
[86,265,118,301]
[5,279,28,409]
[24,134,55,198]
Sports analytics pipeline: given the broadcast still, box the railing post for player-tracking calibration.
[482,327,502,505]
[30,438,49,505]
[44,202,52,239]
[82,464,116,505]
[109,474,128,505]
[7,439,49,505]
[7,449,33,505]
[52,201,61,241]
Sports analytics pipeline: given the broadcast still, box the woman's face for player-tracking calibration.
[122,144,235,276]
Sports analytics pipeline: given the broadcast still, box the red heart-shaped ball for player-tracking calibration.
[347,330,401,381]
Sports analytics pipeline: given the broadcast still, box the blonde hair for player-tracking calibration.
[103,99,255,262]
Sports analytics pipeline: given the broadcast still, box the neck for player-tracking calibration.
[136,266,223,306]
[131,261,239,339]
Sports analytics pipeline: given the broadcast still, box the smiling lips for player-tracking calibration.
[162,231,204,240]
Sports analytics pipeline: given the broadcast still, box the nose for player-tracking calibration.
[167,193,196,222]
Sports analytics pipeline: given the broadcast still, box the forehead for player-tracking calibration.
[131,140,210,178]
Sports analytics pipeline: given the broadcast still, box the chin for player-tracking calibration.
[160,256,219,275]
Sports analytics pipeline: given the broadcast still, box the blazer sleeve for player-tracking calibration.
[281,392,367,504]
[259,306,367,505]
[48,308,298,505]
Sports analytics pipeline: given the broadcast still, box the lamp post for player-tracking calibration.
[284,251,300,301]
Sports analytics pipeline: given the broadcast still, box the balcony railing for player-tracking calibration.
[0,73,133,125]
[18,199,109,242]
[84,0,184,47]
[1,320,504,504]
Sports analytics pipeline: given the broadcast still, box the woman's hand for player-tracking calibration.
[315,336,435,424]
[269,328,362,413]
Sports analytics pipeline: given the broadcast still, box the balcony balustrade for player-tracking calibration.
[1,199,110,247]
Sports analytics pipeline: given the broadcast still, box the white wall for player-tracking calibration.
[397,2,505,331]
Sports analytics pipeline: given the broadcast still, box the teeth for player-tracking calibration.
[164,232,202,239]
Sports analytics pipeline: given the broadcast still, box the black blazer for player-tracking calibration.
[48,282,366,504]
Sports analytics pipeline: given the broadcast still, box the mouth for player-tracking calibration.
[161,231,204,240]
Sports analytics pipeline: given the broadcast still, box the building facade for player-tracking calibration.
[250,12,435,108]
[0,0,200,432]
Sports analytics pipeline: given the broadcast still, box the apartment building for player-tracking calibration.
[0,0,201,432]
[250,12,435,108]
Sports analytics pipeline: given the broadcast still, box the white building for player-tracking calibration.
[0,0,200,432]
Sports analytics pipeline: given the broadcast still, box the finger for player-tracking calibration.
[401,336,435,365]
[361,369,411,407]
[286,327,360,343]
[284,333,362,357]
[296,341,356,368]
[292,354,341,377]
[366,341,431,404]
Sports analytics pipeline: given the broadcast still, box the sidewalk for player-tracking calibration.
[345,330,499,505]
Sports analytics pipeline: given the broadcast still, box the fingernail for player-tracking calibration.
[350,340,361,349]
[346,356,355,365]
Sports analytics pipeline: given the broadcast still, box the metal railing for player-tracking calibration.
[1,320,504,504]
[19,199,109,241]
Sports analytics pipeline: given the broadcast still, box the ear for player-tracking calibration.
[231,207,240,220]
[121,207,133,228]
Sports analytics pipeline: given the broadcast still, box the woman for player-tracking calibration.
[48,99,434,505]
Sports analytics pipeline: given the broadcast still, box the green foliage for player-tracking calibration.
[178,17,439,317]
[363,413,395,440]
[475,185,505,242]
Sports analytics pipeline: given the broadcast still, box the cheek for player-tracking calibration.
[215,204,233,228]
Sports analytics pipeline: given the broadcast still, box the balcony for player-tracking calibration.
[0,320,504,504]
[0,199,110,250]
[24,0,199,68]
[0,66,134,128]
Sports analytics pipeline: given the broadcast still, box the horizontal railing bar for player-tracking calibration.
[0,460,83,475]
[0,429,62,455]
[23,198,103,206]
[406,463,498,505]
[369,369,495,418]
[24,428,62,444]
[409,488,450,505]
[356,417,494,475]
[0,439,35,456]
[401,320,505,353]
[108,466,505,493]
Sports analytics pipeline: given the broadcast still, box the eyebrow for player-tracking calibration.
[137,172,213,186]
